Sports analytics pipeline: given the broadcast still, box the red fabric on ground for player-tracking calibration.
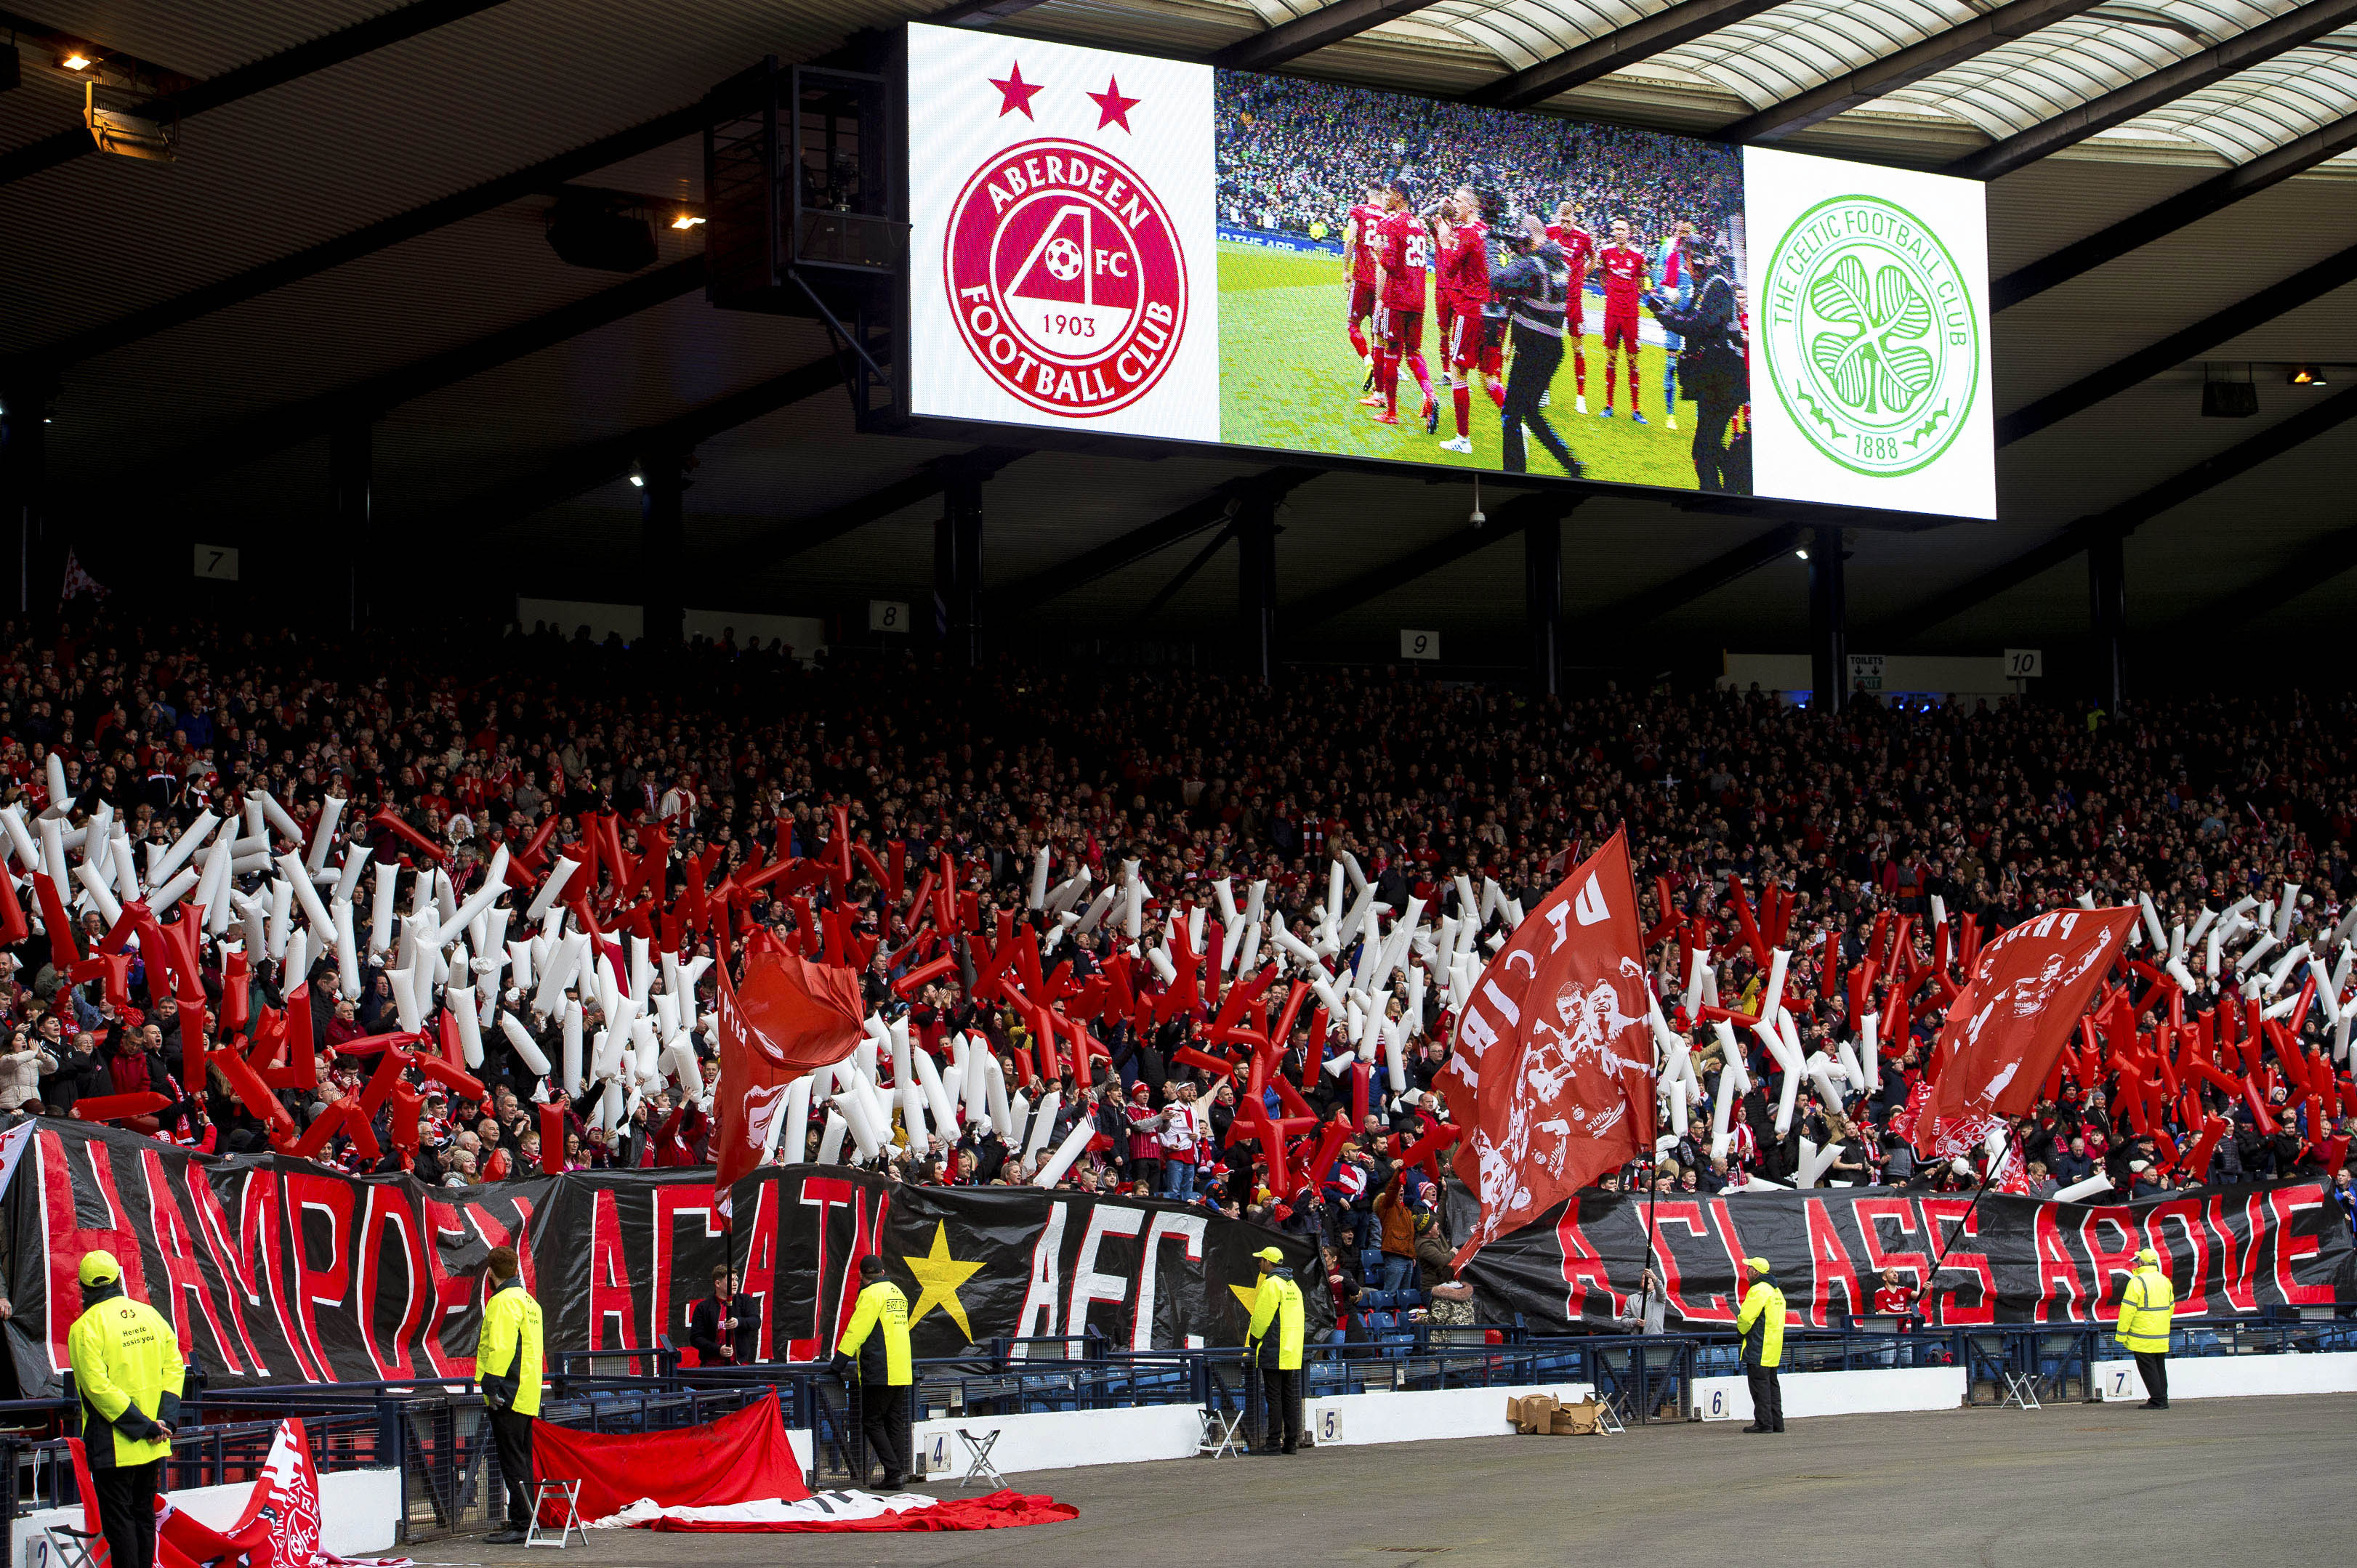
[642,1490,1079,1532]
[530,1393,807,1521]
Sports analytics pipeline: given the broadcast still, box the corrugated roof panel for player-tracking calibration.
[1888,1,2293,137]
[1656,0,1970,114]
[27,0,408,78]
[2122,39,2357,163]
[0,0,930,352]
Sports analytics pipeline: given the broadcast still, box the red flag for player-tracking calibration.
[1438,828,1654,1267]
[733,947,869,1073]
[1916,905,2135,1158]
[712,949,864,1205]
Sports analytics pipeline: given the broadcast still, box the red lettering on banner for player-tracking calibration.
[284,1173,354,1382]
[138,1149,243,1373]
[2077,1207,2143,1320]
[791,1176,890,1359]
[355,1187,430,1379]
[587,1189,635,1349]
[736,1181,779,1362]
[184,1168,266,1373]
[1802,1199,1866,1326]
[2204,1192,2258,1314]
[1649,1200,1741,1322]
[1853,1196,1931,1298]
[416,1198,485,1378]
[1555,1206,1620,1325]
[2032,1205,2083,1323]
[651,1184,722,1352]
[1919,1197,1993,1325]
[2139,1197,2211,1317]
[38,1132,147,1375]
[237,1172,321,1381]
[2266,1182,2334,1306]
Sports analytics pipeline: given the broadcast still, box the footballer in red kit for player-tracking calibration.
[1436,186,1499,453]
[1369,181,1436,429]
[1597,217,1648,423]
[1547,201,1596,412]
[1344,182,1385,369]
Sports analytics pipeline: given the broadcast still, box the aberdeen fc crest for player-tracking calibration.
[943,137,1188,417]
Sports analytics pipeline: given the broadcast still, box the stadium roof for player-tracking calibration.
[1,0,2353,679]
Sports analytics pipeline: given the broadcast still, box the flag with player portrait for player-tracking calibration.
[1914,905,2135,1160]
[1438,829,1655,1266]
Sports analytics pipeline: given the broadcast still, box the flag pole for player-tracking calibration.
[1915,1141,2004,1327]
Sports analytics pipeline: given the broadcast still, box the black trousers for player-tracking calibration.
[2135,1351,2169,1407]
[1260,1367,1302,1452]
[854,1380,911,1482]
[1690,392,1741,492]
[1745,1363,1785,1431]
[1500,330,1578,477]
[488,1406,535,1527]
[92,1460,161,1568]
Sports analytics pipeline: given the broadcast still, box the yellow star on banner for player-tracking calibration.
[1230,1282,1262,1317]
[902,1221,986,1343]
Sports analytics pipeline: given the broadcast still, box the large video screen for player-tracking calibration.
[904,23,1994,520]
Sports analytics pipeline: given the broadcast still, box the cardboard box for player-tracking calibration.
[1552,1399,1601,1436]
[1507,1394,1561,1434]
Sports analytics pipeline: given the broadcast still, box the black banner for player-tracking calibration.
[721,1167,1331,1362]
[1462,1181,2357,1333]
[2,1120,1328,1394]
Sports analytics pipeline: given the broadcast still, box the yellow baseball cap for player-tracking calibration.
[1743,1256,1770,1272]
[78,1250,121,1287]
[1252,1245,1284,1264]
[2135,1248,2159,1265]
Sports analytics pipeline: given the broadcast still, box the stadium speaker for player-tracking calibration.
[2201,379,2258,419]
[545,193,656,272]
[1,44,20,93]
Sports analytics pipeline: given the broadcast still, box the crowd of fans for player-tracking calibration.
[4,606,2355,1338]
[1214,72,1743,266]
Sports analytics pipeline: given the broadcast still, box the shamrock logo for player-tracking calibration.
[1806,253,1936,419]
[1760,193,1979,479]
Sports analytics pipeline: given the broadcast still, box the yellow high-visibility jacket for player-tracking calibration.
[1736,1279,1787,1368]
[477,1277,545,1418]
[68,1293,184,1468]
[2116,1265,2176,1354]
[838,1281,912,1385]
[1245,1271,1305,1370]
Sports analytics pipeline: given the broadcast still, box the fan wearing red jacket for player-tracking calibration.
[1546,201,1596,414]
[1342,182,1386,368]
[1368,181,1437,429]
[1435,187,1497,455]
[1597,217,1648,423]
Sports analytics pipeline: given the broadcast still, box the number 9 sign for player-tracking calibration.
[1400,629,1439,661]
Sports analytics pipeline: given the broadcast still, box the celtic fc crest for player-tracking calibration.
[1760,195,1978,478]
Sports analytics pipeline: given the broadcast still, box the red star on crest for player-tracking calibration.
[989,62,1042,119]
[1088,76,1141,132]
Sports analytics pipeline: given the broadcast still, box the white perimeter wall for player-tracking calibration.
[2090,1351,2357,1402]
[1306,1381,1597,1447]
[515,597,826,656]
[1694,1365,1965,1422]
[1721,652,2018,705]
[914,1405,1206,1477]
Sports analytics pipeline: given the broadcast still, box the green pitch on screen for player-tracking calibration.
[1217,242,1699,490]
